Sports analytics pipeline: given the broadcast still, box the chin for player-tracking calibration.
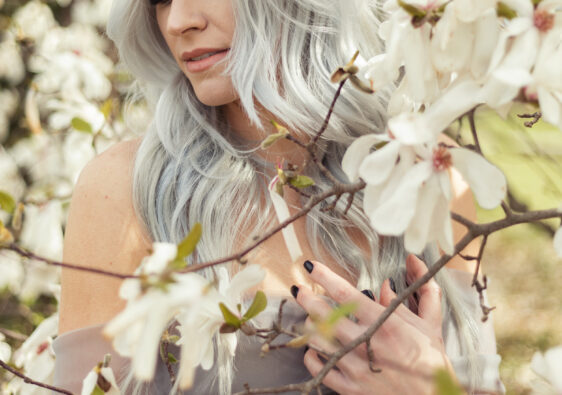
[191,76,238,107]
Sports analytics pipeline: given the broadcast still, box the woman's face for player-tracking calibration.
[154,0,237,107]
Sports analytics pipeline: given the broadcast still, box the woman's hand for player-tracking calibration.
[292,255,456,395]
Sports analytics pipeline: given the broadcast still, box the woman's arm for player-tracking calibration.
[58,138,152,335]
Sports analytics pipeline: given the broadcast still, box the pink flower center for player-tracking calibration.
[432,146,452,171]
[534,10,555,32]
[36,341,49,355]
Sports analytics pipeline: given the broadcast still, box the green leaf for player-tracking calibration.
[289,175,315,189]
[497,2,517,19]
[91,385,105,395]
[100,99,113,120]
[176,223,202,261]
[0,191,16,214]
[219,302,242,329]
[434,369,464,395]
[243,291,268,321]
[167,352,178,364]
[261,131,289,149]
[397,0,427,18]
[326,302,358,326]
[71,117,93,134]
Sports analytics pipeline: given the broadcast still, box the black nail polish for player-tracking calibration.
[361,289,375,301]
[290,285,299,298]
[304,345,309,354]
[304,260,314,273]
[389,278,397,293]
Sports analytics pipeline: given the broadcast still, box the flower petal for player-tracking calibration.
[358,140,400,186]
[450,148,507,209]
[342,134,386,182]
[369,162,433,235]
[404,177,441,254]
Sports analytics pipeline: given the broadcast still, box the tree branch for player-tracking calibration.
[0,360,73,395]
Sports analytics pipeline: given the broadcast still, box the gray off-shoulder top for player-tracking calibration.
[53,269,505,394]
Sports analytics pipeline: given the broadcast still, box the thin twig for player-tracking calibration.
[182,180,366,274]
[467,109,482,155]
[311,81,347,145]
[517,112,542,128]
[0,327,28,342]
[0,360,73,395]
[4,243,138,279]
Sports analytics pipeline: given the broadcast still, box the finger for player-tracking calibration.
[379,278,419,326]
[302,260,385,321]
[304,349,360,394]
[294,285,364,345]
[406,254,442,329]
[304,317,367,376]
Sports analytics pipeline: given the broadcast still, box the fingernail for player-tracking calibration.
[389,278,397,293]
[361,289,375,301]
[304,260,314,274]
[304,345,309,354]
[290,285,299,298]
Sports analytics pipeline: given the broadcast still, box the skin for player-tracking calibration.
[60,0,480,393]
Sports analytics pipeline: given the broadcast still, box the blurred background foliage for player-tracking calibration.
[0,0,561,394]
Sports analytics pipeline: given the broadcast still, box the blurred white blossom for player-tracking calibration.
[0,333,11,363]
[18,201,63,301]
[0,34,25,85]
[11,314,58,395]
[72,0,114,28]
[12,1,57,43]
[531,345,562,393]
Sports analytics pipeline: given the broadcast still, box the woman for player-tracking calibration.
[54,0,503,394]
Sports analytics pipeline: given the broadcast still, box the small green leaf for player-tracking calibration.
[326,302,358,326]
[176,223,202,261]
[168,335,180,343]
[243,291,268,321]
[167,352,178,364]
[71,117,93,134]
[91,385,105,395]
[100,99,113,120]
[0,191,16,214]
[497,2,517,19]
[289,175,315,189]
[219,302,242,328]
[261,125,289,149]
[397,0,427,18]
[434,368,464,395]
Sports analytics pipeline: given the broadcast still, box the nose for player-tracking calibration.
[165,1,207,37]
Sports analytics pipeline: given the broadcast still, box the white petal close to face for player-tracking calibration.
[342,134,386,182]
[450,148,507,209]
[359,140,400,186]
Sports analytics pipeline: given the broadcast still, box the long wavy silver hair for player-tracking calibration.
[107,0,480,393]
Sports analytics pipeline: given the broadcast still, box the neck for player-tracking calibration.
[223,100,310,170]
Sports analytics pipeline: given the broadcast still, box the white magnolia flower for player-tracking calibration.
[0,333,11,363]
[0,34,25,86]
[343,87,507,254]
[12,0,57,43]
[103,243,210,382]
[526,26,562,130]
[29,24,113,100]
[12,314,58,394]
[531,345,562,392]
[72,0,114,27]
[175,264,266,389]
[82,365,120,395]
[18,201,63,301]
[104,241,266,390]
[0,251,24,294]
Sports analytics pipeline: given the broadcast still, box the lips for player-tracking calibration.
[181,48,230,73]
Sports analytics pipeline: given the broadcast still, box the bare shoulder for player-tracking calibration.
[59,138,153,334]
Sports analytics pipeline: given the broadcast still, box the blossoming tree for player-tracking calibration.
[0,0,562,394]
